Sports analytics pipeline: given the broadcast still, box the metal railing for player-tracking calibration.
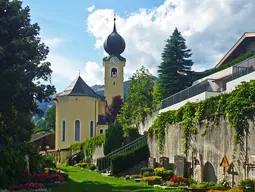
[161,79,219,109]
[161,56,255,109]
[97,134,148,173]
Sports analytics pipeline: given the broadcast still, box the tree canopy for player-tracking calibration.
[118,66,155,130]
[105,95,123,123]
[157,28,193,101]
[0,0,55,144]
[34,106,56,133]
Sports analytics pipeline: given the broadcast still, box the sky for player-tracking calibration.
[22,0,255,92]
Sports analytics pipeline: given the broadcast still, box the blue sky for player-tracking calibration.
[22,0,255,92]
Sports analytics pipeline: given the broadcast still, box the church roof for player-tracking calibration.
[55,76,105,100]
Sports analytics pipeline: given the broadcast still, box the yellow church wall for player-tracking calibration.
[96,124,108,135]
[104,60,125,104]
[98,100,106,115]
[55,96,101,150]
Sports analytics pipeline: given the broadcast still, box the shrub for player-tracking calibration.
[10,182,44,191]
[154,167,174,181]
[143,171,155,177]
[239,179,255,190]
[140,167,154,175]
[190,182,223,189]
[40,154,56,170]
[89,164,96,171]
[141,176,161,185]
[169,176,189,184]
[110,144,149,175]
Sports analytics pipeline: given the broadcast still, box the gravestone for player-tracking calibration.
[159,157,170,169]
[174,155,188,177]
[148,157,156,168]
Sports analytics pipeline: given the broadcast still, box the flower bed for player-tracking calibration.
[9,182,46,191]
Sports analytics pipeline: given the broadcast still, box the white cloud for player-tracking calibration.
[87,5,95,13]
[46,53,103,92]
[42,38,64,47]
[86,0,255,80]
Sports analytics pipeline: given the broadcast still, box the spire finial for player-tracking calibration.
[113,13,116,32]
[78,70,80,76]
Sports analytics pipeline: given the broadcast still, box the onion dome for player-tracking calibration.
[103,15,126,56]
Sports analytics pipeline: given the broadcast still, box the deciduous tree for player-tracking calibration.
[0,0,55,144]
[105,95,123,123]
[118,66,155,130]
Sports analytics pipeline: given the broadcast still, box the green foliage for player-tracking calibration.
[211,52,255,75]
[154,167,174,181]
[157,28,193,99]
[70,134,105,160]
[149,80,255,157]
[239,179,255,190]
[118,66,155,131]
[0,0,55,144]
[34,106,56,133]
[140,167,154,175]
[111,144,150,175]
[190,182,224,189]
[0,142,41,188]
[152,80,164,107]
[141,176,161,185]
[40,154,56,169]
[89,164,97,171]
[104,121,124,155]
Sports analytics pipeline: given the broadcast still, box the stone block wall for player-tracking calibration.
[147,117,255,185]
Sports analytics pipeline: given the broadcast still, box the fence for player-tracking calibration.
[161,56,255,109]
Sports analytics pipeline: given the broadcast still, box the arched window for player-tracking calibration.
[111,68,117,77]
[62,120,66,142]
[90,121,94,137]
[74,120,80,141]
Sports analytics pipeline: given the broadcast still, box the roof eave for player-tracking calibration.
[215,32,255,68]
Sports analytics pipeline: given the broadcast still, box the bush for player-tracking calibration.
[140,167,154,175]
[0,142,41,188]
[110,144,149,175]
[239,179,255,190]
[141,176,161,185]
[143,171,155,177]
[89,164,97,171]
[154,167,174,181]
[40,154,56,170]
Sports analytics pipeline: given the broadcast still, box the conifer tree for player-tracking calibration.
[157,28,193,100]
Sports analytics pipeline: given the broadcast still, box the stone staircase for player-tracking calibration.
[97,134,148,174]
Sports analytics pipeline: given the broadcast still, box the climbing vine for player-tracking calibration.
[70,134,105,159]
[149,80,255,158]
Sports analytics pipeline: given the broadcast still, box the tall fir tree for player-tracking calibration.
[157,28,193,100]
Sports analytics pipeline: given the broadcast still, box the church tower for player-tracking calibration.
[103,15,126,104]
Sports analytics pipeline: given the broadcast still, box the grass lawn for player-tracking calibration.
[51,164,184,192]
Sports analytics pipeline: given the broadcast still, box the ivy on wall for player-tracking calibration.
[70,134,105,159]
[148,80,255,158]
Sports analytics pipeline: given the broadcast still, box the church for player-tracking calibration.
[53,16,126,156]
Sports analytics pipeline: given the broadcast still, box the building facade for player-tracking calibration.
[53,17,126,162]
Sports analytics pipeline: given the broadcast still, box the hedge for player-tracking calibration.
[110,143,149,175]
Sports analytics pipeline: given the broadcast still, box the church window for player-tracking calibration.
[111,68,117,77]
[62,120,66,142]
[99,129,104,134]
[90,121,94,137]
[74,120,80,141]
[113,82,115,85]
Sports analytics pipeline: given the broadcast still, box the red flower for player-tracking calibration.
[169,176,188,183]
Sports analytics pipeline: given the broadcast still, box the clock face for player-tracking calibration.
[110,57,119,64]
